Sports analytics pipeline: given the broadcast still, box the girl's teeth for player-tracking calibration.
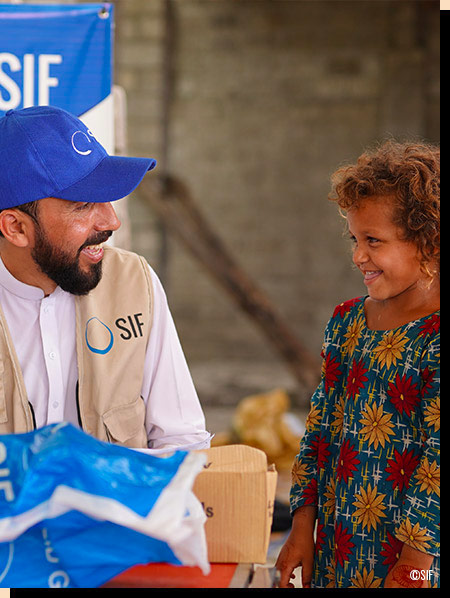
[364,270,381,280]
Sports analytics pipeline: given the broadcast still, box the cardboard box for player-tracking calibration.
[193,444,278,564]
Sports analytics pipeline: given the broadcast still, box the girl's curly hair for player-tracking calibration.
[328,140,440,277]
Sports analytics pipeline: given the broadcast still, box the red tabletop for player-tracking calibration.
[101,562,243,588]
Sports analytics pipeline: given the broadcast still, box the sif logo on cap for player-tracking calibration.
[0,105,156,209]
[71,129,97,156]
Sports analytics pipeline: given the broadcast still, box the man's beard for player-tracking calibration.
[31,224,112,296]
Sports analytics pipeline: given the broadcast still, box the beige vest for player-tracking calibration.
[0,246,153,448]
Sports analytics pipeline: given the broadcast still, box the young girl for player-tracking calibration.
[276,141,440,588]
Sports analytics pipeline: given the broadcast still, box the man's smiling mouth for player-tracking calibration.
[80,243,104,262]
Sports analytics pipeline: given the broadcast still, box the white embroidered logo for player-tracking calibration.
[71,129,96,156]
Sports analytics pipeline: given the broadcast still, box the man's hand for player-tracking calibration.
[275,506,316,588]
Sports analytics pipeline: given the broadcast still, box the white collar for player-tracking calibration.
[0,254,48,301]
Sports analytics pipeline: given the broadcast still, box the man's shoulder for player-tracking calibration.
[79,246,153,306]
[102,246,152,282]
[103,245,140,260]
[103,245,148,268]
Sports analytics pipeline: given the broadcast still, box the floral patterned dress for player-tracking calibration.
[290,296,440,588]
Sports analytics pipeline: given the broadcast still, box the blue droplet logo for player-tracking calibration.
[85,317,114,354]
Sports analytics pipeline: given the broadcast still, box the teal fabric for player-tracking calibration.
[290,297,440,588]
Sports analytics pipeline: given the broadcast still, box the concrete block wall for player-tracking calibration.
[115,0,439,406]
[16,0,440,407]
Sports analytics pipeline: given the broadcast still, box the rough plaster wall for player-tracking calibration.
[18,0,439,406]
[113,0,439,406]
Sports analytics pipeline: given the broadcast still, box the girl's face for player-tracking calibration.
[346,195,433,305]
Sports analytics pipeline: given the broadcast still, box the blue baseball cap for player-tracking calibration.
[0,105,156,210]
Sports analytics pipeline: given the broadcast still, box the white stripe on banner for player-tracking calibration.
[79,92,115,155]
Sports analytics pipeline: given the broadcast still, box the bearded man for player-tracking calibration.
[0,106,210,452]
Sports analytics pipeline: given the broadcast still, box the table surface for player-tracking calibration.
[101,562,248,588]
[101,561,278,588]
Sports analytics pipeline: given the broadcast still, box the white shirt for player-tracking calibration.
[0,256,211,454]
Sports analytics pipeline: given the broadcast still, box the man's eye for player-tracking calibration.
[75,203,91,211]
[367,236,380,244]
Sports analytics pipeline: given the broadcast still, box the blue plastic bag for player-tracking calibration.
[0,423,209,587]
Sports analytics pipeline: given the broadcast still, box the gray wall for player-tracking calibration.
[16,0,440,407]
[114,0,439,406]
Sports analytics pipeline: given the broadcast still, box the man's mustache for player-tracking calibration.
[78,231,113,253]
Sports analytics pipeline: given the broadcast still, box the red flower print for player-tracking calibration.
[333,297,361,319]
[418,314,440,337]
[380,530,404,571]
[421,366,436,396]
[388,374,420,417]
[336,439,360,483]
[309,434,331,469]
[385,448,420,492]
[346,359,369,400]
[302,478,318,506]
[334,521,355,568]
[315,521,326,554]
[324,353,342,393]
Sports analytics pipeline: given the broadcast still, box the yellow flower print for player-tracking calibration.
[396,518,432,552]
[291,458,310,487]
[323,477,336,514]
[325,562,336,588]
[350,567,383,588]
[372,329,409,369]
[424,397,440,432]
[305,404,321,431]
[352,483,386,532]
[342,318,364,355]
[415,457,440,496]
[359,403,395,449]
[331,397,346,434]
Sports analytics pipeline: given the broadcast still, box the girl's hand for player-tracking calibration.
[275,531,314,588]
[384,562,429,588]
[275,506,316,588]
[384,544,434,588]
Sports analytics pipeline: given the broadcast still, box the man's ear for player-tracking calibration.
[0,209,36,247]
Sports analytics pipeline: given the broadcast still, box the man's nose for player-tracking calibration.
[94,202,121,232]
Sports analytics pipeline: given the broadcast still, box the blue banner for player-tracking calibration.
[0,3,113,117]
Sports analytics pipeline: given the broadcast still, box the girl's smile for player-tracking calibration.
[362,270,382,284]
